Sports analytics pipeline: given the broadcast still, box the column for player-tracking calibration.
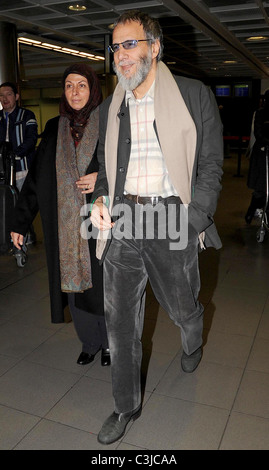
[0,21,19,85]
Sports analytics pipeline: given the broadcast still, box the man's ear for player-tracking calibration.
[151,39,160,60]
[15,93,19,102]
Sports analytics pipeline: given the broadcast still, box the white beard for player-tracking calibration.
[113,49,152,92]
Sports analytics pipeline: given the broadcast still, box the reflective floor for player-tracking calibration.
[1,154,269,450]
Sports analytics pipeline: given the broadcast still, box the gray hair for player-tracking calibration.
[113,9,164,61]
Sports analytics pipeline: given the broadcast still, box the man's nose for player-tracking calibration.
[117,45,129,59]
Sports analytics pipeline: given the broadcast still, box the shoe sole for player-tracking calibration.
[181,360,201,373]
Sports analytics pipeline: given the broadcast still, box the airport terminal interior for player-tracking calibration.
[1,143,269,451]
[1,0,269,451]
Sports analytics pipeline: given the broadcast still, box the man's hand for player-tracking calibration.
[11,232,24,249]
[90,196,114,231]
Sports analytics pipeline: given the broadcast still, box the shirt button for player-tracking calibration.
[115,196,121,201]
[119,167,125,172]
[125,138,131,144]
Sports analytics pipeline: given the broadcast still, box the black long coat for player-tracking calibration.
[247,107,269,192]
[12,116,104,323]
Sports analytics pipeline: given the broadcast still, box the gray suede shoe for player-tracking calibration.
[97,405,142,445]
[181,347,202,373]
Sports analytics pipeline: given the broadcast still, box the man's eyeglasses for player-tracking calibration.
[108,39,152,53]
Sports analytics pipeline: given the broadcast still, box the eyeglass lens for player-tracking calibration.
[109,39,150,53]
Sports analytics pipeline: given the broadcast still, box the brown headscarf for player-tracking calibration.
[59,62,102,142]
[56,63,102,293]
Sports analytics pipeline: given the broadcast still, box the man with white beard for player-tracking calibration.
[90,9,223,445]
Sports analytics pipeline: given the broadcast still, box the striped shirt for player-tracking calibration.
[125,81,178,197]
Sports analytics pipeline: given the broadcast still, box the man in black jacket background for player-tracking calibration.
[0,82,38,190]
[0,81,38,246]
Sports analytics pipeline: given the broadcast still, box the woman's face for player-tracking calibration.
[64,73,90,111]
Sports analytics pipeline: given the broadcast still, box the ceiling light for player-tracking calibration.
[68,4,87,11]
[79,52,95,57]
[223,60,237,64]
[246,36,268,41]
[18,37,104,62]
[42,43,61,49]
[37,44,53,50]
[62,47,79,53]
[19,37,41,44]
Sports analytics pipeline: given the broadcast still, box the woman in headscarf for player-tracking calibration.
[11,63,110,367]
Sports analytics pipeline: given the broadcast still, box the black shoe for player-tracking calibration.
[97,405,142,445]
[101,348,111,367]
[77,352,95,365]
[181,347,202,373]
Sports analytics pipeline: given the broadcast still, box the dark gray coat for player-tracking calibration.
[93,74,223,262]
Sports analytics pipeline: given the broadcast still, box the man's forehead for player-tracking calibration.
[113,21,144,39]
[0,87,15,95]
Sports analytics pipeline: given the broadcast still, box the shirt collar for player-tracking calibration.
[4,107,17,120]
[125,80,155,105]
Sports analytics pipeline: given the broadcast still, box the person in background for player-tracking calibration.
[245,90,269,224]
[245,95,264,160]
[11,63,110,367]
[90,10,223,445]
[0,81,38,245]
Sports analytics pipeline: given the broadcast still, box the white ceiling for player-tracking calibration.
[0,0,269,87]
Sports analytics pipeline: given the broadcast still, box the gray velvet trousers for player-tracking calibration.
[104,200,204,413]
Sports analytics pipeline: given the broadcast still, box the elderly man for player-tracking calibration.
[90,10,223,445]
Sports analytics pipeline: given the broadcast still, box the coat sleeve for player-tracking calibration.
[254,109,269,148]
[91,100,110,201]
[11,152,39,236]
[188,83,224,234]
[15,110,38,158]
[11,118,54,235]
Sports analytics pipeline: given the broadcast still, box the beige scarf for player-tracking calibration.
[96,61,197,259]
[56,109,99,292]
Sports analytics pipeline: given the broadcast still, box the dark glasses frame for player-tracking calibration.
[108,39,152,53]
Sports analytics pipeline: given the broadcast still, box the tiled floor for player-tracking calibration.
[1,153,269,450]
